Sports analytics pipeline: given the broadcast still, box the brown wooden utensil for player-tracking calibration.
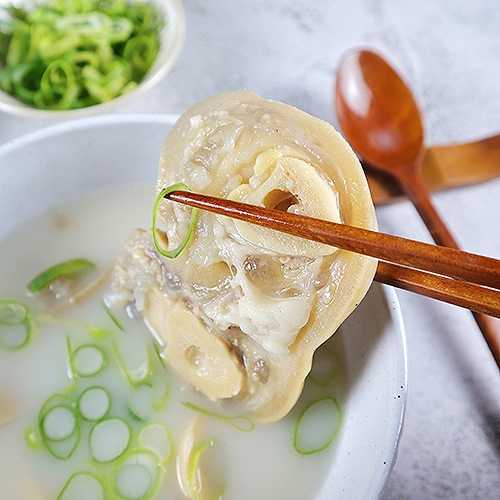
[165,189,500,323]
[334,48,500,367]
[367,133,500,205]
[334,49,447,244]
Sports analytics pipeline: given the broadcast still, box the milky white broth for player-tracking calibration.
[0,185,348,500]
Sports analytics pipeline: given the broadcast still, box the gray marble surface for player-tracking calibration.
[2,1,500,498]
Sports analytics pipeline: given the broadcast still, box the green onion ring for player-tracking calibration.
[293,396,342,455]
[182,401,254,432]
[27,257,96,293]
[0,299,34,350]
[153,183,198,259]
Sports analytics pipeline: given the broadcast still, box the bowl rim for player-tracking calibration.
[0,111,180,155]
[367,283,408,498]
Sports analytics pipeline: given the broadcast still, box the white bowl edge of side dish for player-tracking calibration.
[0,0,185,118]
[0,113,408,500]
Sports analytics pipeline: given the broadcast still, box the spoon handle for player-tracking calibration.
[398,162,500,367]
[398,163,458,248]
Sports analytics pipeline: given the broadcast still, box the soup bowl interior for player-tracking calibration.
[0,113,407,499]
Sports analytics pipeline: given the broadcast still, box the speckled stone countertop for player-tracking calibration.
[2,1,500,498]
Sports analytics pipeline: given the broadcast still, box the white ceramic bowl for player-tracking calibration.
[0,0,185,117]
[0,114,408,499]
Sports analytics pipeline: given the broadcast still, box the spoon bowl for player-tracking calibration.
[335,48,453,246]
[335,50,424,170]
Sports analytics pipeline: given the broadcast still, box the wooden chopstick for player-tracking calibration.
[167,190,500,288]
[165,189,500,318]
[375,261,500,318]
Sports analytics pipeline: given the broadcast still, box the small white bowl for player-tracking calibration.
[0,0,185,118]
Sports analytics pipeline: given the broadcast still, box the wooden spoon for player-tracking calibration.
[334,48,500,366]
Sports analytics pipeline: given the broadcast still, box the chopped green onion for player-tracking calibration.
[66,336,76,380]
[127,407,147,423]
[0,299,28,324]
[0,299,34,350]
[188,439,225,500]
[113,449,163,500]
[182,401,254,432]
[73,344,107,377]
[153,183,198,259]
[38,393,80,460]
[89,325,113,340]
[57,472,105,500]
[293,397,342,455]
[123,33,159,80]
[122,345,169,416]
[138,422,172,463]
[89,417,131,463]
[150,374,170,412]
[113,338,153,388]
[77,386,111,421]
[152,341,168,370]
[24,427,42,450]
[0,299,24,323]
[66,336,107,379]
[20,317,180,491]
[126,1,164,31]
[27,258,96,293]
[126,385,154,422]
[102,301,125,331]
[189,439,213,499]
[0,0,165,110]
[42,406,77,441]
